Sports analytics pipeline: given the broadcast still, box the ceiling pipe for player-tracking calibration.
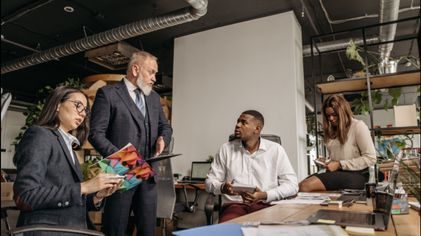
[379,0,400,63]
[1,35,41,53]
[1,0,55,26]
[1,0,208,75]
[303,0,404,59]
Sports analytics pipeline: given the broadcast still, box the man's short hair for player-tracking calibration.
[242,110,264,127]
[126,51,157,74]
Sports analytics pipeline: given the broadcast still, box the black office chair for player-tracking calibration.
[10,225,104,236]
[204,134,282,225]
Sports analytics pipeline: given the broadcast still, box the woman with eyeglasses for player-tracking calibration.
[13,86,121,234]
[299,94,377,192]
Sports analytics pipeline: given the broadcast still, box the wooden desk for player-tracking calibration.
[175,182,205,190]
[226,199,420,236]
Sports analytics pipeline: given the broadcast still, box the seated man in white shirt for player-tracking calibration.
[205,110,298,222]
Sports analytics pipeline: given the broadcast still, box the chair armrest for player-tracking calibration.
[205,193,216,213]
[10,224,105,236]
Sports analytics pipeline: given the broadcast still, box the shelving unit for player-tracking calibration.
[374,126,420,136]
[310,16,420,163]
[317,71,420,94]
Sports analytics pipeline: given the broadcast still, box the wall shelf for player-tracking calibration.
[374,126,420,136]
[317,71,420,94]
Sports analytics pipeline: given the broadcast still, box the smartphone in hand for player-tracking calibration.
[314,157,331,167]
[313,159,327,167]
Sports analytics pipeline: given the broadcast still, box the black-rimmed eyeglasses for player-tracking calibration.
[67,100,89,114]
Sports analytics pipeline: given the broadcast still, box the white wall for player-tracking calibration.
[172,11,307,180]
[1,110,26,169]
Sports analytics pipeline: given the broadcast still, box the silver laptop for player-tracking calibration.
[178,161,211,184]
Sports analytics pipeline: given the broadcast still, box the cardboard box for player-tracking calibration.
[1,182,14,201]
[394,104,417,127]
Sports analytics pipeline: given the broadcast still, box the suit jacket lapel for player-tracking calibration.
[72,151,84,181]
[114,80,145,127]
[144,93,153,120]
[53,130,83,182]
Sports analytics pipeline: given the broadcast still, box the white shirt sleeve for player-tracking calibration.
[205,149,226,195]
[265,147,298,202]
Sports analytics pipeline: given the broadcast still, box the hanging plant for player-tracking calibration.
[345,39,366,67]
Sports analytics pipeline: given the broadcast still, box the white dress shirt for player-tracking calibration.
[124,77,145,105]
[58,128,80,164]
[205,138,298,204]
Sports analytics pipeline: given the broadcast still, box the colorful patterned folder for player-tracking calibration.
[97,143,155,190]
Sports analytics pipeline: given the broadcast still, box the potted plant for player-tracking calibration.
[345,39,420,115]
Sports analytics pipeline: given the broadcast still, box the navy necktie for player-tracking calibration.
[134,89,146,116]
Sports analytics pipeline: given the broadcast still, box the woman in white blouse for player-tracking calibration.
[299,94,377,192]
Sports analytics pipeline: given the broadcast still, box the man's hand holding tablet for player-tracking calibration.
[232,183,256,194]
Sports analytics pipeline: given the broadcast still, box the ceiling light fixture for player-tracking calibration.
[85,42,140,70]
[63,6,74,13]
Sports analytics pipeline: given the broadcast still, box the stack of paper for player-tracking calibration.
[242,225,347,236]
[271,192,340,205]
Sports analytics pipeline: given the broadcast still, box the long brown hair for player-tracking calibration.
[322,94,353,144]
[36,86,90,146]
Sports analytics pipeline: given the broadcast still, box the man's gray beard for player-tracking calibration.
[137,78,152,96]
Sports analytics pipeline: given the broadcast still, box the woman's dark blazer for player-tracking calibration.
[13,125,97,233]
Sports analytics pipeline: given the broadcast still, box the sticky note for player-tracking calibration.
[317,219,336,224]
[345,226,375,235]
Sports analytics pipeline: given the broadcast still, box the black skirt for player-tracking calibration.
[315,169,368,191]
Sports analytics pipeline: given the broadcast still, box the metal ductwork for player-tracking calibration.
[379,0,400,64]
[1,0,207,74]
[303,0,402,59]
[303,37,379,57]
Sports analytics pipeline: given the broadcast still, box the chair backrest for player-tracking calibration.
[10,225,104,236]
[156,138,176,219]
[228,134,281,145]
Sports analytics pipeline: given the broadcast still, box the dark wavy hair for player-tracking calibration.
[322,94,353,145]
[36,86,90,146]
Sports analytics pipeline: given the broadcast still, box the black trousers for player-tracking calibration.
[102,179,157,236]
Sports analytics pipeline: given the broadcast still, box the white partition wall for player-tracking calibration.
[172,11,307,180]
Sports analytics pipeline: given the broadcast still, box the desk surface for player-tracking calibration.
[226,199,420,236]
[175,182,206,190]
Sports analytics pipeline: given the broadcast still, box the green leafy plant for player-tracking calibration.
[345,39,420,74]
[351,88,402,115]
[81,159,101,180]
[14,78,86,145]
[400,159,420,202]
[376,137,407,161]
[345,39,408,114]
[346,39,366,67]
